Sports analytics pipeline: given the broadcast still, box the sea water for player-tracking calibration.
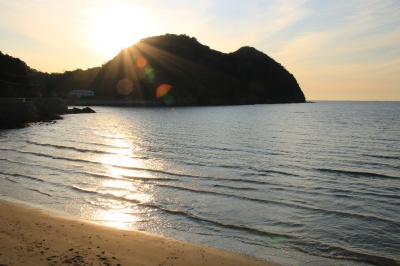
[1,101,399,265]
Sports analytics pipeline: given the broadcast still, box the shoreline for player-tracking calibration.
[0,199,278,266]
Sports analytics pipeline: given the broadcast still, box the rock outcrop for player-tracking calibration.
[67,107,96,114]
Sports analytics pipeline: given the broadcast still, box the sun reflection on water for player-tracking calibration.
[95,203,140,230]
[91,132,154,230]
[94,189,152,230]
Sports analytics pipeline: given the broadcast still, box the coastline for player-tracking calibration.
[0,199,278,266]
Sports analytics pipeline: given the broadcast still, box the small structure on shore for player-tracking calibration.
[67,90,94,98]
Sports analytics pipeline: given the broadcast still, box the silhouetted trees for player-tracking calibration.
[0,52,42,98]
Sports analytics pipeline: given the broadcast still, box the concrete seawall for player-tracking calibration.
[0,98,68,129]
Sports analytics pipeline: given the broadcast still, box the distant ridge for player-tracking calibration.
[1,34,306,105]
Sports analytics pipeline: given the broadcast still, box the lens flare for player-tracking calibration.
[116,78,134,96]
[163,95,175,105]
[136,57,147,68]
[156,84,172,99]
[145,66,155,83]
[138,70,147,80]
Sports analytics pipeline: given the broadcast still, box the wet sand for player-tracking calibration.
[0,199,278,265]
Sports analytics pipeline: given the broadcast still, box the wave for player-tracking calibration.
[67,183,295,242]
[1,157,124,185]
[3,152,397,227]
[1,156,178,189]
[292,242,400,266]
[0,169,93,196]
[26,140,111,155]
[362,153,400,160]
[42,136,137,150]
[0,170,45,183]
[114,164,301,187]
[1,156,68,171]
[212,184,258,191]
[317,168,398,180]
[122,175,179,182]
[113,164,197,178]
[151,183,400,226]
[4,177,18,183]
[28,188,52,197]
[196,163,299,178]
[79,172,126,181]
[185,211,294,240]
[310,186,400,201]
[113,165,267,187]
[243,167,301,177]
[135,200,294,241]
[69,171,178,184]
[70,186,142,205]
[0,147,102,166]
[70,186,101,195]
[1,147,148,171]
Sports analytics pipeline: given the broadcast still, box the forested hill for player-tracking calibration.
[88,34,305,104]
[1,34,306,105]
[0,52,42,98]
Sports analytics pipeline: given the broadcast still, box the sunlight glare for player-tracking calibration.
[89,3,159,58]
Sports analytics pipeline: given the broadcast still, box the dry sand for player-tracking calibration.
[0,199,278,265]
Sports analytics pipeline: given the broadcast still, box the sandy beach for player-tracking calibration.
[0,199,278,266]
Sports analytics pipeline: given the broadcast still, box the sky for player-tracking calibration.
[1,0,399,101]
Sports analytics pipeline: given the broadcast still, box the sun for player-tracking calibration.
[88,3,159,58]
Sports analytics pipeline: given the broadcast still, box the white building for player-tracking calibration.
[67,90,94,98]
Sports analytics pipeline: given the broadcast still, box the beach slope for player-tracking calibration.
[0,200,277,265]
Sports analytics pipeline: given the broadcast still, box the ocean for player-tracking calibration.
[0,101,399,265]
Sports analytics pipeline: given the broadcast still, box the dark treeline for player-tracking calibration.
[0,52,42,98]
[0,34,306,105]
